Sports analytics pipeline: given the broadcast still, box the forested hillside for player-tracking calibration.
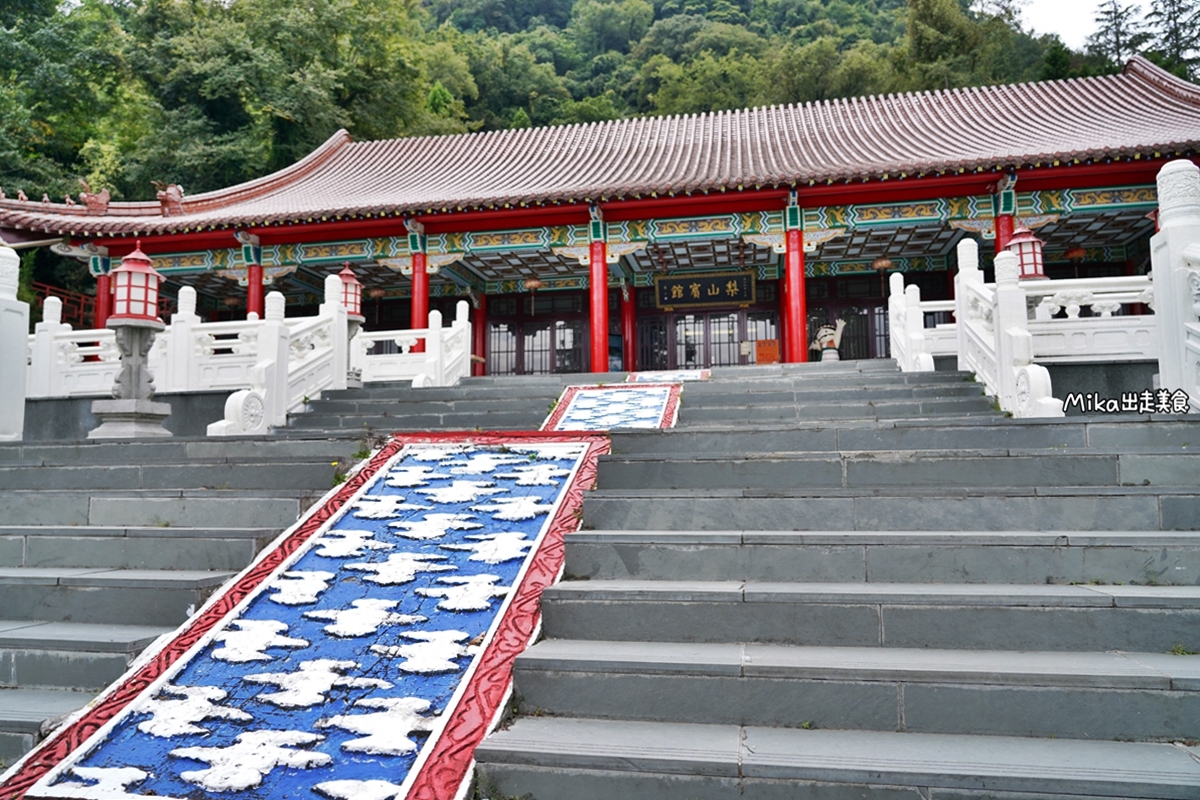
[0,0,1190,209]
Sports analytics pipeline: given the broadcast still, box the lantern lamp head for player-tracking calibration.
[109,240,164,323]
[1007,226,1047,280]
[337,263,364,319]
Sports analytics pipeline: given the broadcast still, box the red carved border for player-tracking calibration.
[403,432,608,800]
[541,383,682,431]
[0,431,607,800]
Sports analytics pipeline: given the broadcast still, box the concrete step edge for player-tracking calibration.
[566,529,1200,547]
[0,620,171,653]
[0,688,93,734]
[475,718,1200,798]
[543,579,1200,608]
[515,640,1200,690]
[0,567,235,589]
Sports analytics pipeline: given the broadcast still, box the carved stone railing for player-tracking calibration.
[351,301,472,388]
[26,274,473,436]
[1151,159,1200,411]
[901,271,1158,367]
[947,239,1064,417]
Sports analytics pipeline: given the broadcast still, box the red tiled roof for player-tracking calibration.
[3,56,1199,238]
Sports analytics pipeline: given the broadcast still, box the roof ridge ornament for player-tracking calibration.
[152,181,185,217]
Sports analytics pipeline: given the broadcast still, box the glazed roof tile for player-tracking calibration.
[3,56,1198,237]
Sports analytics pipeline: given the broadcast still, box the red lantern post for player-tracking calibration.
[89,241,172,438]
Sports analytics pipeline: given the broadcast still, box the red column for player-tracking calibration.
[621,285,636,371]
[246,263,264,318]
[94,273,111,328]
[589,240,608,373]
[994,214,1014,254]
[784,228,807,363]
[472,293,488,377]
[411,251,428,354]
[778,271,790,362]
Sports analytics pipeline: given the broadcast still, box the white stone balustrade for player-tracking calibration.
[944,239,1064,417]
[351,300,472,388]
[25,273,473,437]
[1151,159,1200,412]
[1,246,28,440]
[905,269,1157,365]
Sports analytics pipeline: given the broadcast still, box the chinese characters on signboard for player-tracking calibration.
[654,272,755,310]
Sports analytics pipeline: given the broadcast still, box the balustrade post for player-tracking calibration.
[904,283,933,372]
[955,238,981,372]
[427,309,445,385]
[888,272,904,365]
[164,286,201,393]
[30,296,67,398]
[993,252,1024,410]
[1151,159,1200,406]
[321,274,349,391]
[0,247,28,440]
[261,291,290,426]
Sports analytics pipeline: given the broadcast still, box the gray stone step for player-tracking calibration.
[596,451,1200,490]
[0,568,234,626]
[563,530,1200,585]
[0,438,361,467]
[0,461,338,490]
[679,383,988,404]
[286,410,546,430]
[540,580,1200,652]
[327,383,558,402]
[607,418,1200,456]
[678,397,1000,424]
[582,486,1200,531]
[0,527,268,570]
[513,640,1200,740]
[0,489,310,527]
[0,688,92,765]
[0,620,168,691]
[475,717,1200,800]
[304,396,555,415]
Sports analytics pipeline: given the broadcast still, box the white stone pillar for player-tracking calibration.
[0,247,28,440]
[261,291,290,426]
[993,251,1026,410]
[1151,159,1200,397]
[954,238,981,372]
[320,273,349,391]
[162,285,201,393]
[888,271,904,365]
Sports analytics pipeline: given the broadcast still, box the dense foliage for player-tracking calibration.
[0,0,1195,206]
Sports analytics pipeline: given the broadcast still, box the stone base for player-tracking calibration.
[88,398,173,439]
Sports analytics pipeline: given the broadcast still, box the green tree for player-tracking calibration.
[1088,0,1150,64]
[569,0,654,57]
[1146,0,1200,75]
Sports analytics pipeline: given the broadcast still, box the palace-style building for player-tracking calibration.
[2,56,1197,374]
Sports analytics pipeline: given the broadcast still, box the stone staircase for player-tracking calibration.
[473,361,1200,799]
[0,437,360,767]
[4,360,1199,798]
